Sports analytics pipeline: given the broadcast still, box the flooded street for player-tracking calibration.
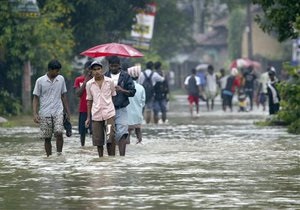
[0,95,299,209]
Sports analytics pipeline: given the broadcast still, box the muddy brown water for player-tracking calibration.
[0,95,299,209]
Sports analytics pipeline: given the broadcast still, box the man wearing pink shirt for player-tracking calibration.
[85,61,116,157]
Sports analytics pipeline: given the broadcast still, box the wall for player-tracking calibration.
[242,22,285,59]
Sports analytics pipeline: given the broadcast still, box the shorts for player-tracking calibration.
[39,114,64,139]
[153,99,167,115]
[92,121,105,146]
[92,117,115,146]
[259,93,267,104]
[188,95,199,105]
[78,112,92,135]
[144,100,153,110]
[115,108,128,142]
[128,124,141,129]
[106,117,115,144]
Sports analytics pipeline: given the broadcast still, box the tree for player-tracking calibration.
[151,0,194,59]
[227,8,246,60]
[253,0,300,133]
[69,0,194,60]
[0,0,195,115]
[277,65,300,134]
[252,0,300,42]
[70,0,150,55]
[222,0,249,12]
[0,0,74,115]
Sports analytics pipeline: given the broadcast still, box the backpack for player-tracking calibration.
[142,71,154,103]
[187,75,199,96]
[154,80,168,100]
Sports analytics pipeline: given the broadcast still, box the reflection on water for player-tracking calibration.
[0,106,300,209]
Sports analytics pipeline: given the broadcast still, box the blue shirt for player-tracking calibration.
[126,81,146,125]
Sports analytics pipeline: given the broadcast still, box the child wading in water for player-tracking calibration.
[238,88,248,112]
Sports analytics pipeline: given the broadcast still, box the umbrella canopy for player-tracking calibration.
[80,43,144,58]
[195,63,209,71]
[230,58,261,69]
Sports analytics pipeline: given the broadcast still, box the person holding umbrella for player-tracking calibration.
[105,56,136,156]
[80,42,142,155]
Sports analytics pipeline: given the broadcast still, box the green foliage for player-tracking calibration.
[227,8,246,60]
[151,0,194,59]
[0,121,14,128]
[252,0,300,42]
[287,119,300,134]
[70,0,193,60]
[0,0,74,77]
[222,0,249,12]
[0,89,22,116]
[0,0,194,116]
[0,0,75,115]
[276,64,300,134]
[70,0,150,54]
[252,0,300,133]
[31,0,75,77]
[254,119,273,127]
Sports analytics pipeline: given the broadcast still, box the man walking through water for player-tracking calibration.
[85,61,116,157]
[267,68,280,115]
[32,59,71,157]
[105,56,136,156]
[184,68,202,117]
[73,60,93,146]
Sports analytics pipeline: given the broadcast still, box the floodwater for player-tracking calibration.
[0,95,299,210]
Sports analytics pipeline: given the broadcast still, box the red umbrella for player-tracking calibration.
[80,43,144,58]
[230,58,261,69]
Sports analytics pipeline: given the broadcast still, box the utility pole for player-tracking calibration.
[192,0,200,34]
[22,61,32,113]
[246,1,253,59]
[192,0,205,34]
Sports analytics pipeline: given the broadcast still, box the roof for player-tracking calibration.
[193,4,261,47]
[194,28,227,46]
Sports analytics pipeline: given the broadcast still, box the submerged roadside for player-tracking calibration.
[0,94,275,128]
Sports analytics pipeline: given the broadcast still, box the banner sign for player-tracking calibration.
[129,3,157,50]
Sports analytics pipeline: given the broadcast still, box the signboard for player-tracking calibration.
[130,3,157,50]
[121,38,151,50]
[10,0,40,17]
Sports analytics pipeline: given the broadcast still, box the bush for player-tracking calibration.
[0,89,22,116]
[277,65,300,134]
[287,118,300,134]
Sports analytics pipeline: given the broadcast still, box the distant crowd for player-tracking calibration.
[184,64,280,117]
